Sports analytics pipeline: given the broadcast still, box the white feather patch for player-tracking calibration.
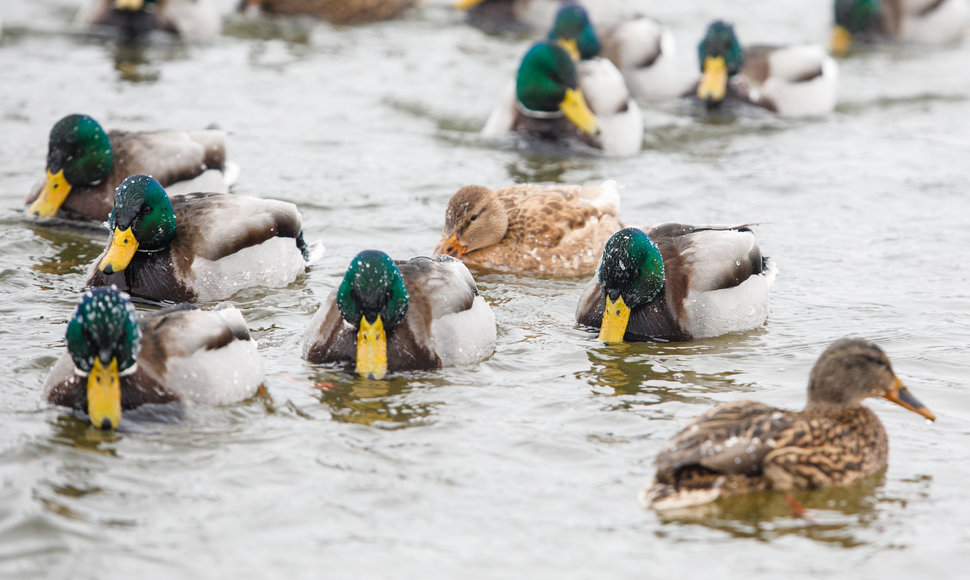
[188,237,305,302]
[431,295,496,366]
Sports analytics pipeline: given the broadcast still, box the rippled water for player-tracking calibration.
[2,0,969,577]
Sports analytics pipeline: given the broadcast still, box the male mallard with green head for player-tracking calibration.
[642,338,936,509]
[303,251,496,379]
[25,114,234,223]
[44,286,263,430]
[238,0,414,24]
[482,41,607,154]
[86,175,311,303]
[694,20,839,118]
[434,181,622,277]
[576,225,776,343]
[831,0,969,55]
[546,5,642,155]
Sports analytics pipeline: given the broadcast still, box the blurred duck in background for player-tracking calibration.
[78,0,222,41]
[238,0,415,24]
[831,0,969,55]
[694,20,839,117]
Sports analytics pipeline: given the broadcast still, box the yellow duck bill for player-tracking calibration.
[27,170,72,218]
[356,315,389,380]
[830,26,852,56]
[88,357,122,430]
[598,295,631,343]
[697,56,728,103]
[560,88,601,137]
[98,227,139,274]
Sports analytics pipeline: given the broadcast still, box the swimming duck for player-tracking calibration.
[831,0,969,55]
[25,114,235,223]
[433,181,622,277]
[550,4,688,100]
[641,338,936,509]
[86,174,310,303]
[78,0,222,41]
[44,286,263,430]
[238,0,414,24]
[483,41,628,155]
[576,225,776,343]
[303,251,496,379]
[546,5,643,155]
[694,20,839,118]
[454,0,623,33]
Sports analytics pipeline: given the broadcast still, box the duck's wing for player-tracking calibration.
[482,81,518,138]
[398,255,495,367]
[138,303,262,404]
[497,182,620,248]
[110,129,227,188]
[171,193,304,262]
[648,223,766,294]
[302,289,356,365]
[655,401,805,477]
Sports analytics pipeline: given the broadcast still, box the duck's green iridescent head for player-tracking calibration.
[516,41,600,136]
[696,21,744,105]
[98,175,176,275]
[336,250,409,379]
[66,286,141,429]
[597,228,664,343]
[548,4,601,61]
[831,0,881,55]
[28,114,114,218]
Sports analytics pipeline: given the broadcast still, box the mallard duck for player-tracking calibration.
[576,225,776,343]
[454,0,623,33]
[549,4,688,100]
[77,0,222,41]
[641,338,936,509]
[303,251,496,379]
[86,174,310,303]
[546,5,643,155]
[238,0,414,24]
[831,0,969,55]
[44,286,263,430]
[433,181,622,277]
[25,114,235,223]
[694,20,839,118]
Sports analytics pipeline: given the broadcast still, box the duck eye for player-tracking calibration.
[142,205,152,216]
[469,214,479,222]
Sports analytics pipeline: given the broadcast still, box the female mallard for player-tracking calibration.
[694,20,839,118]
[25,114,235,223]
[44,286,263,430]
[831,0,969,55]
[482,41,610,154]
[433,181,622,277]
[78,0,222,41]
[303,251,496,379]
[576,225,776,343]
[641,338,936,509]
[549,4,687,100]
[86,174,311,303]
[546,4,643,155]
[238,0,414,24]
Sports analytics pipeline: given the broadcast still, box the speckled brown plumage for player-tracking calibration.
[435,183,621,277]
[642,338,935,509]
[24,129,227,223]
[243,0,414,24]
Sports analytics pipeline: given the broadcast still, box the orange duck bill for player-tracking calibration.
[884,378,936,421]
[434,233,468,258]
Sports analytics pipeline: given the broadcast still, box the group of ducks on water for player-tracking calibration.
[25,0,957,511]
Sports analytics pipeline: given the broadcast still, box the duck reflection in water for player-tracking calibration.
[313,374,439,428]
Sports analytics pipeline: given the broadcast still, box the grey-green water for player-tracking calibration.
[2,0,969,577]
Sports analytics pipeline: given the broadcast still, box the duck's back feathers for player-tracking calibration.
[643,400,890,509]
[244,0,414,24]
[897,0,970,43]
[577,58,643,156]
[732,45,838,117]
[602,16,692,100]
